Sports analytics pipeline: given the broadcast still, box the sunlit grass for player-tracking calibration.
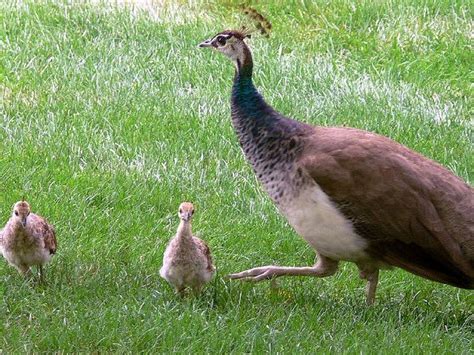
[0,0,472,352]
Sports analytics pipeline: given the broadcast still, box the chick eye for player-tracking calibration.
[191,209,195,214]
[14,211,19,216]
[216,36,226,45]
[179,208,183,213]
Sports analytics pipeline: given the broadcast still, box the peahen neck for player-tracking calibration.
[231,45,273,129]
[230,44,282,156]
[230,43,308,205]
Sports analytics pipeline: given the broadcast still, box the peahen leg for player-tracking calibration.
[228,254,339,281]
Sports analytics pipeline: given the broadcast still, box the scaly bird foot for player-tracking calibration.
[228,266,281,282]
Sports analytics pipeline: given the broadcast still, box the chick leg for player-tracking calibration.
[15,264,31,277]
[191,284,203,296]
[39,265,45,283]
[175,286,186,297]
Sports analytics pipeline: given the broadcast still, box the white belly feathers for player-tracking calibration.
[280,184,368,261]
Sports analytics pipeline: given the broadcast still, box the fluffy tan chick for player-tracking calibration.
[1,200,57,281]
[160,202,215,295]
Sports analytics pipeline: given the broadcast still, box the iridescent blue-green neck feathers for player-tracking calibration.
[231,45,276,129]
[230,42,307,137]
[229,42,309,204]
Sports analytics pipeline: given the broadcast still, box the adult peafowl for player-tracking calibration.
[199,30,473,304]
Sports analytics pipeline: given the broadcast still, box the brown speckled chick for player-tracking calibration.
[160,202,215,295]
[1,200,57,281]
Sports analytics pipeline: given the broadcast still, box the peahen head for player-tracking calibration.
[199,30,252,73]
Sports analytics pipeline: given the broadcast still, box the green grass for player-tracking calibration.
[0,0,473,352]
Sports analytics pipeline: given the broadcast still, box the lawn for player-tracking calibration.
[0,0,472,352]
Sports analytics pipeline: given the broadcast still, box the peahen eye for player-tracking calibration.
[216,36,226,45]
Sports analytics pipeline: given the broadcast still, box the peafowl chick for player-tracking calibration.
[160,202,215,295]
[1,200,57,281]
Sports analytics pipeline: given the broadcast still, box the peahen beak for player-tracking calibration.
[198,39,213,48]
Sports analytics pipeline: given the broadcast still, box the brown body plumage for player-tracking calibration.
[160,202,215,295]
[199,30,473,304]
[301,127,474,286]
[1,200,57,280]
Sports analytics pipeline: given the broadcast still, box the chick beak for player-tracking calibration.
[198,39,213,48]
[21,217,27,227]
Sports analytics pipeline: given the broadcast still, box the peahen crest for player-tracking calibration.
[239,5,272,37]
